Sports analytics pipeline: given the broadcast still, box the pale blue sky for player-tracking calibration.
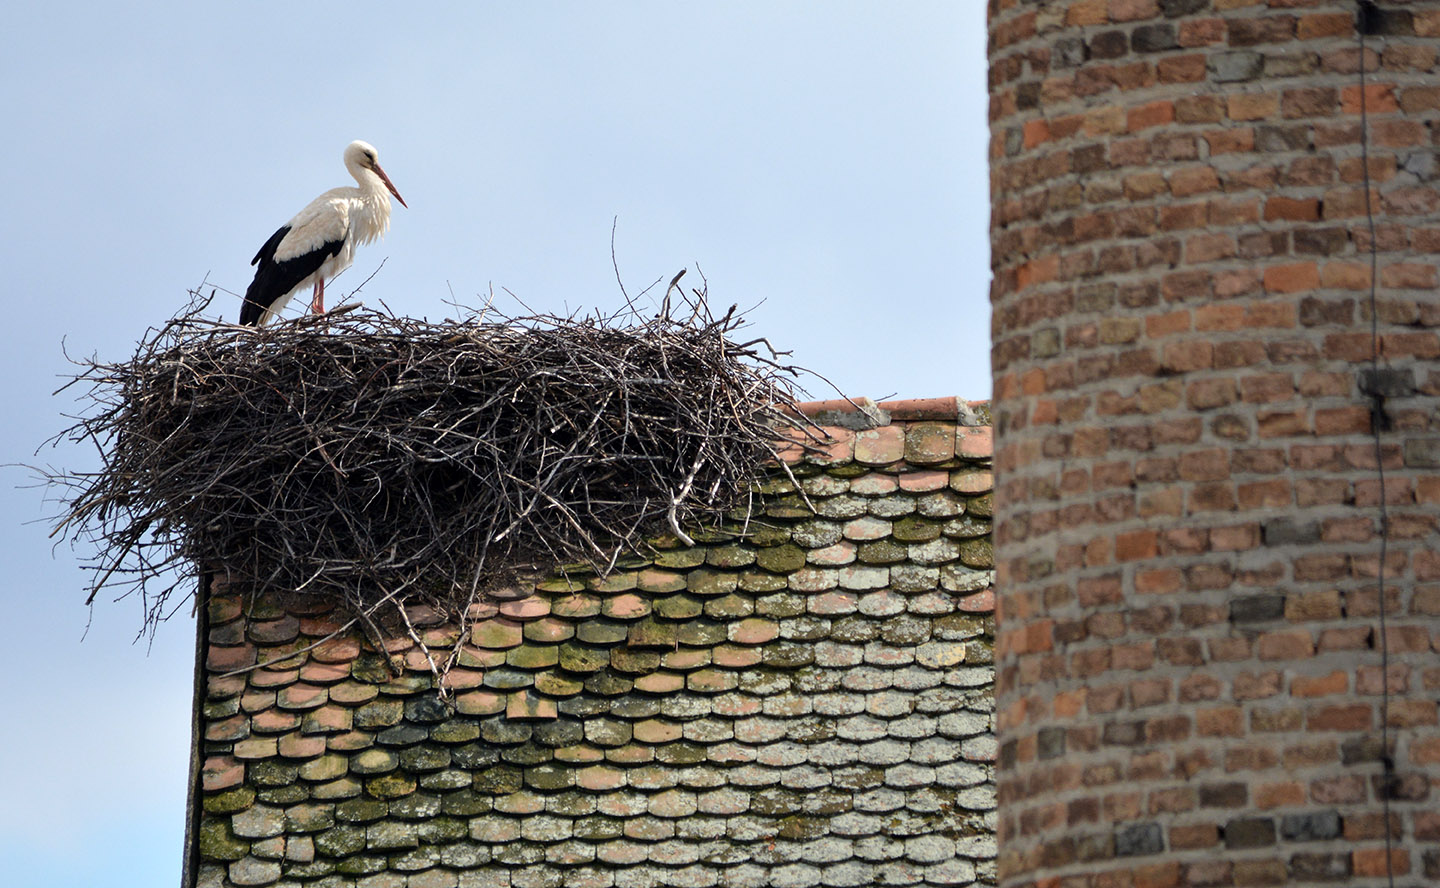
[0,4,988,885]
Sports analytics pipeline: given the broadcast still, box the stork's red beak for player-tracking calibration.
[374,162,407,208]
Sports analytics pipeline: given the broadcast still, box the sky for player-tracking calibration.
[0,4,988,886]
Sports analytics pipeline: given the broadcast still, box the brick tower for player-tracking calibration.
[988,2,1440,887]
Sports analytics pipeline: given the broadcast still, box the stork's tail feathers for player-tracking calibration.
[238,288,268,326]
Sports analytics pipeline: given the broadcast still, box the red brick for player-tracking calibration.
[1180,674,1222,702]
[1320,261,1371,290]
[1262,262,1320,293]
[1023,119,1052,150]
[1065,0,1107,26]
[1282,86,1338,118]
[1135,568,1182,595]
[1161,340,1212,372]
[1382,263,1438,289]
[1175,449,1228,482]
[1170,823,1219,850]
[1400,86,1440,113]
[1109,0,1158,21]
[1197,706,1243,737]
[1184,232,1236,264]
[1387,700,1438,727]
[1179,18,1225,47]
[1209,523,1258,551]
[1114,530,1159,561]
[1203,127,1253,155]
[1306,704,1373,732]
[1286,590,1342,621]
[1341,83,1399,114]
[1128,100,1174,132]
[1228,93,1280,121]
[1186,378,1237,410]
[1176,94,1224,124]
[1256,630,1314,661]
[1170,166,1222,197]
[1263,196,1319,222]
[1237,480,1291,509]
[1291,671,1348,698]
[1353,848,1409,878]
[1254,781,1305,809]
[1209,197,1259,226]
[1157,54,1206,83]
[1195,303,1244,332]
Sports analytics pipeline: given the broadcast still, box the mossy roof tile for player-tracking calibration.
[469,618,523,650]
[505,689,558,721]
[207,644,258,673]
[608,648,660,674]
[455,645,507,669]
[687,668,740,693]
[703,593,755,619]
[505,644,559,670]
[532,670,585,697]
[521,616,575,644]
[197,404,996,886]
[660,647,712,671]
[547,593,601,619]
[298,660,351,684]
[436,668,485,691]
[600,592,651,620]
[208,714,253,742]
[453,690,505,716]
[586,572,638,593]
[278,731,327,759]
[852,426,905,466]
[737,570,790,592]
[705,544,757,568]
[574,619,628,645]
[711,644,764,668]
[950,468,994,495]
[248,616,301,645]
[915,491,964,519]
[632,671,686,694]
[206,674,248,701]
[625,618,678,648]
[232,737,279,760]
[685,568,739,597]
[634,568,688,593]
[324,730,375,753]
[496,598,549,622]
[903,423,957,465]
[673,619,728,647]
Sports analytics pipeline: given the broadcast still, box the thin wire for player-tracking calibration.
[1356,8,1396,888]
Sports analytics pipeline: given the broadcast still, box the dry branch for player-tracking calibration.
[46,287,812,634]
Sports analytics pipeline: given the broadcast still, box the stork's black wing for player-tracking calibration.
[239,225,344,326]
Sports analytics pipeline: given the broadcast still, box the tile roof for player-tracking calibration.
[195,402,995,888]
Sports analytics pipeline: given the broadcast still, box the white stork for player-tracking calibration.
[239,140,407,326]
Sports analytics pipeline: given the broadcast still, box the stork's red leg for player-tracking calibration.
[311,278,325,315]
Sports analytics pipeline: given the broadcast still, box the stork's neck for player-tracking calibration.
[355,168,392,204]
[350,169,393,244]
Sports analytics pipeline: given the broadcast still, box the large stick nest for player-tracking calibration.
[48,287,810,632]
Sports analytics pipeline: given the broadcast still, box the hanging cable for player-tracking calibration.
[1355,4,1395,887]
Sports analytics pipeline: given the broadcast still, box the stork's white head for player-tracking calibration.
[344,140,407,208]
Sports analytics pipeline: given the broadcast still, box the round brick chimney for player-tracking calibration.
[989,2,1440,886]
